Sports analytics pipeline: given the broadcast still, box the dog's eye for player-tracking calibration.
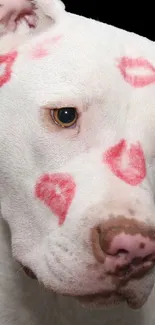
[51,107,78,128]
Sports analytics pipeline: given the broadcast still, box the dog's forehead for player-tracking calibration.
[4,33,116,108]
[22,20,114,82]
[1,13,155,115]
[7,30,108,105]
[11,15,155,101]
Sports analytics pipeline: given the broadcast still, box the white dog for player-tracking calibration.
[1,1,155,324]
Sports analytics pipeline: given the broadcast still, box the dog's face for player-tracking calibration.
[1,3,155,310]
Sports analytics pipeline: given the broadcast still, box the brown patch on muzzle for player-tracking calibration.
[92,216,155,257]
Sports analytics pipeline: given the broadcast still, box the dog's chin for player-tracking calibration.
[76,293,124,308]
[76,292,146,310]
[20,265,153,310]
[75,280,155,310]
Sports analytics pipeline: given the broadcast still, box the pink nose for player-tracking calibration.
[92,217,155,278]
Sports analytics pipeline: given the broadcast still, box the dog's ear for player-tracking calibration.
[0,0,66,36]
[34,0,66,22]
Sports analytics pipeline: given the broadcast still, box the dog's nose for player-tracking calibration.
[92,217,155,278]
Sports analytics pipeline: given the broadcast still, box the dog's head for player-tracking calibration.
[1,0,155,310]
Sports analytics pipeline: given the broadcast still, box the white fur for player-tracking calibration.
[1,0,155,324]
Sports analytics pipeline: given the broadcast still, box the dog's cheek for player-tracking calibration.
[34,172,76,225]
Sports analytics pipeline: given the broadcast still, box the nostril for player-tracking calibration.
[115,249,129,256]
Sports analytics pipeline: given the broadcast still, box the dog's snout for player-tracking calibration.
[92,216,155,279]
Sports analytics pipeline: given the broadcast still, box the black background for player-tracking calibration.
[64,1,153,41]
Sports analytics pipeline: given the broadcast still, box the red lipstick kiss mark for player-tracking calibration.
[31,35,62,59]
[35,173,76,225]
[0,51,17,88]
[103,139,146,186]
[118,56,155,87]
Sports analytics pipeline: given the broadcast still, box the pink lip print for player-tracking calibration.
[35,173,76,225]
[118,56,155,87]
[31,35,63,59]
[0,51,17,88]
[103,139,146,186]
